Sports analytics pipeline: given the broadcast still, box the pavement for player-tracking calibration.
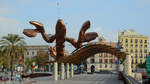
[0,74,123,84]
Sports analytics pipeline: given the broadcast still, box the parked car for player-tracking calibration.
[0,76,9,81]
[13,77,21,81]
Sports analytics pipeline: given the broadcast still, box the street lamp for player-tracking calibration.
[116,40,123,72]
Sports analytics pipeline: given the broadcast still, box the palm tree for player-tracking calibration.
[0,34,26,80]
[0,48,11,70]
[24,57,36,73]
[0,49,3,67]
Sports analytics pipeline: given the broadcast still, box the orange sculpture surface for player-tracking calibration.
[23,19,98,61]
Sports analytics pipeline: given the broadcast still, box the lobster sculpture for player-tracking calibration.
[23,19,98,61]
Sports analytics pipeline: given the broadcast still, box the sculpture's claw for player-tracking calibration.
[29,21,45,33]
[82,32,98,42]
[29,21,43,28]
[77,20,91,45]
[23,29,38,37]
[81,20,90,31]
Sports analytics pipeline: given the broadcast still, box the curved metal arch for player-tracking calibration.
[57,42,127,64]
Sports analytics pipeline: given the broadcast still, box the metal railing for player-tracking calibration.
[119,72,141,84]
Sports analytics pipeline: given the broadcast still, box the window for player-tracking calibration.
[144,50,147,53]
[135,39,138,43]
[104,53,107,58]
[145,40,147,43]
[135,49,138,53]
[145,45,147,48]
[32,52,34,55]
[135,59,137,64]
[140,45,143,48]
[91,59,95,63]
[140,60,142,64]
[131,39,133,43]
[131,44,133,48]
[126,39,128,43]
[140,54,143,58]
[135,44,138,48]
[135,54,138,58]
[99,59,102,63]
[110,59,113,63]
[126,44,128,47]
[132,60,134,64]
[140,40,143,43]
[105,59,108,63]
[27,52,29,55]
[130,49,133,53]
[105,64,107,68]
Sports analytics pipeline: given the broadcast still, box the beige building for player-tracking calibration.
[25,45,49,58]
[118,29,149,71]
[24,45,69,72]
[24,45,54,72]
[87,41,118,72]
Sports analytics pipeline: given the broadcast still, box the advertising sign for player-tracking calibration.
[146,56,150,77]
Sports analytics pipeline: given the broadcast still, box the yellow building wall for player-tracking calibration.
[119,34,149,71]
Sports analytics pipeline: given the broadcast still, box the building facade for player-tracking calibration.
[118,29,149,71]
[87,42,118,72]
[25,45,50,59]
[24,45,54,72]
[24,45,69,72]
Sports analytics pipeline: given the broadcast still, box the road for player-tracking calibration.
[1,74,123,84]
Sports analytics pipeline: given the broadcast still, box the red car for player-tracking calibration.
[0,76,9,81]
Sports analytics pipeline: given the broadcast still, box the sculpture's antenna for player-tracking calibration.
[57,0,61,19]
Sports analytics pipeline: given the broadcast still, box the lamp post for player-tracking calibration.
[116,40,123,72]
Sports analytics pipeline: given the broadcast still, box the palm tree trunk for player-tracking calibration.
[10,51,13,80]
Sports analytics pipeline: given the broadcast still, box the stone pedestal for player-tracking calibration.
[124,54,132,76]
[66,63,70,79]
[54,62,58,80]
[61,63,65,80]
[71,64,74,78]
[127,54,132,76]
[119,64,123,71]
[95,64,99,72]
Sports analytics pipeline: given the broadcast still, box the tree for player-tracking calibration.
[0,34,26,80]
[0,49,3,67]
[0,48,11,70]
[34,50,49,71]
[24,57,36,73]
[137,62,146,68]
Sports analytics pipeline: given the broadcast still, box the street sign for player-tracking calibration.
[146,56,150,77]
[118,59,122,64]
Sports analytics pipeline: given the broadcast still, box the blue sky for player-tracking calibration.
[0,0,150,51]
